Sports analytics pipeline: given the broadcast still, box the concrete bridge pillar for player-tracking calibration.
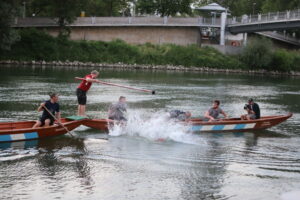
[286,11,290,19]
[163,16,168,24]
[258,14,262,21]
[243,33,248,46]
[220,12,226,46]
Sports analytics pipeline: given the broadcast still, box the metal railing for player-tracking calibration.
[228,9,300,25]
[13,16,221,27]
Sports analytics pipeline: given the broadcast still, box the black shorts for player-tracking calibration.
[76,88,87,105]
[40,116,54,126]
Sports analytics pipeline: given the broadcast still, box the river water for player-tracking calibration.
[0,65,299,200]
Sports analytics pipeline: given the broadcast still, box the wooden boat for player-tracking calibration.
[81,119,113,131]
[189,113,292,132]
[0,118,84,143]
[81,113,292,133]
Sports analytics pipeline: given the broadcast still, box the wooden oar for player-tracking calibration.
[42,105,74,137]
[75,77,156,95]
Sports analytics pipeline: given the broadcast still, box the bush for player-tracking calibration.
[241,37,274,70]
[291,51,300,71]
[271,49,294,72]
[2,28,298,72]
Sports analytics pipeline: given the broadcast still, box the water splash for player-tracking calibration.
[108,110,206,145]
[281,191,300,200]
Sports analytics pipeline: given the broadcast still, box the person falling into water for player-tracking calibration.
[169,110,192,122]
[76,70,99,116]
[32,93,61,128]
[108,96,127,121]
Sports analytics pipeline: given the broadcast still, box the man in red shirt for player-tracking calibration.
[76,70,99,116]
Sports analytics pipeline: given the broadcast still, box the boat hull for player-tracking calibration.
[0,118,84,143]
[81,114,292,133]
[81,119,112,131]
[189,113,292,132]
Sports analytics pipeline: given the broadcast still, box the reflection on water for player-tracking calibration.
[0,65,300,200]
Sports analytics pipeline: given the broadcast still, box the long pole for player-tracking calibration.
[75,77,156,94]
[42,105,74,137]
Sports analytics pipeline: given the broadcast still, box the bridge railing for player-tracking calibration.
[228,9,300,25]
[258,31,300,45]
[13,16,221,27]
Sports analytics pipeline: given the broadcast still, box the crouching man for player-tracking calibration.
[241,98,260,120]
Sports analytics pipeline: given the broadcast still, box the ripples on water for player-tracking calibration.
[0,66,300,199]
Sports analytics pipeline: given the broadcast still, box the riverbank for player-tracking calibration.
[1,60,300,76]
[0,28,299,73]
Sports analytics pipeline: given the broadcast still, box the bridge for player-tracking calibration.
[227,9,300,33]
[12,8,300,47]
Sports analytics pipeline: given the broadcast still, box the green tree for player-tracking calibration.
[27,0,85,37]
[0,0,20,51]
[193,0,267,16]
[27,0,133,17]
[262,0,300,12]
[84,0,132,16]
[136,0,193,17]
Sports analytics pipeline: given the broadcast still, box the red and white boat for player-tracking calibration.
[81,113,292,133]
[0,118,85,143]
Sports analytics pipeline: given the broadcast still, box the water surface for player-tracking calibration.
[0,65,299,200]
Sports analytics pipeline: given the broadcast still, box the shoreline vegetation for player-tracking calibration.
[1,60,300,76]
[0,29,300,76]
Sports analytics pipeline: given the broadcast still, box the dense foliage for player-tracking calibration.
[0,29,244,69]
[136,0,193,16]
[18,0,300,17]
[1,29,300,72]
[241,38,273,70]
[0,0,20,51]
[240,37,300,72]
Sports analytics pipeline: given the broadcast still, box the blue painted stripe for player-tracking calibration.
[212,125,225,131]
[234,124,246,130]
[24,132,38,140]
[191,125,202,131]
[0,134,12,142]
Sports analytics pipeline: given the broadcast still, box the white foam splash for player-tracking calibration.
[74,125,91,131]
[281,191,300,200]
[108,111,206,145]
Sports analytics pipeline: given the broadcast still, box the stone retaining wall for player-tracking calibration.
[1,60,299,76]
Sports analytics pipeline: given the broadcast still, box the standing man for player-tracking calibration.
[33,93,61,128]
[204,100,227,121]
[76,70,99,116]
[108,96,127,121]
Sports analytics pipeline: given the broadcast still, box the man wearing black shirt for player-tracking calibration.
[241,98,260,120]
[33,93,61,128]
